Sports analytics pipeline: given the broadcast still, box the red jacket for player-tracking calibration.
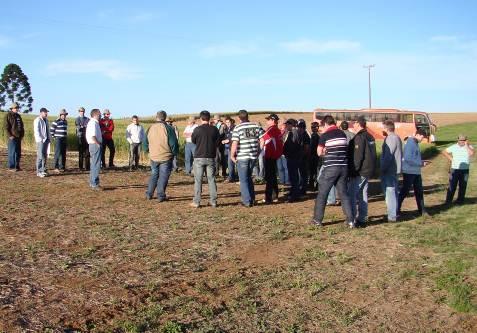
[100,118,115,140]
[262,125,283,159]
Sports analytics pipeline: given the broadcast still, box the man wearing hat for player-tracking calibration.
[442,134,474,205]
[165,117,180,172]
[75,107,90,170]
[50,109,69,172]
[33,108,51,177]
[259,114,283,204]
[296,119,311,195]
[213,114,227,177]
[283,118,301,202]
[182,116,198,175]
[4,102,25,171]
[100,109,115,168]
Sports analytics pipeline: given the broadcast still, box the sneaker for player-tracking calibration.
[59,169,65,173]
[15,168,22,172]
[37,172,46,178]
[145,191,152,200]
[8,168,16,172]
[209,202,217,208]
[309,219,323,227]
[190,202,200,208]
[54,169,60,173]
[91,186,103,191]
[348,221,356,229]
[223,179,231,183]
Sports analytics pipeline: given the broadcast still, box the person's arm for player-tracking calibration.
[403,141,423,167]
[126,125,133,144]
[5,115,14,139]
[465,141,475,157]
[110,119,115,133]
[353,135,365,172]
[230,141,238,163]
[33,118,40,142]
[50,121,57,139]
[442,149,453,162]
[317,145,326,157]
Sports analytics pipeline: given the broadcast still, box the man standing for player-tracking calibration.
[183,116,198,176]
[4,102,24,171]
[100,109,115,168]
[190,110,220,208]
[33,108,51,177]
[75,107,90,170]
[310,115,354,227]
[214,114,227,177]
[308,122,320,191]
[230,109,264,207]
[442,134,474,205]
[260,114,283,204]
[223,117,236,182]
[166,117,180,172]
[126,115,145,170]
[283,119,301,202]
[297,119,311,195]
[380,120,402,222]
[347,116,377,227]
[144,111,179,202]
[50,109,68,173]
[86,109,103,190]
[398,128,429,216]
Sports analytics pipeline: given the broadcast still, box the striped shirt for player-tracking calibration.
[231,122,264,160]
[50,119,68,138]
[319,126,348,168]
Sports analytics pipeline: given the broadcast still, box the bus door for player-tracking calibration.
[414,114,431,137]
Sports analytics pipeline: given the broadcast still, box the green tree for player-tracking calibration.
[0,64,33,113]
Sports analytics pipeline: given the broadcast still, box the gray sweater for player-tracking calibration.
[380,132,402,175]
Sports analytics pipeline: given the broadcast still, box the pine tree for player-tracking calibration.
[0,64,33,113]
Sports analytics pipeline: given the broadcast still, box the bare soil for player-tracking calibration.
[0,145,475,332]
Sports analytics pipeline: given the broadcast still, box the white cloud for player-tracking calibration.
[280,38,361,54]
[200,42,259,58]
[46,59,142,80]
[128,12,155,23]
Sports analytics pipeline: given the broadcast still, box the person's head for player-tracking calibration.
[103,109,111,118]
[213,114,221,123]
[131,115,139,125]
[188,116,196,125]
[414,128,427,142]
[340,121,349,131]
[59,109,68,120]
[91,108,101,120]
[156,110,167,122]
[383,120,395,134]
[285,118,297,130]
[457,134,468,146]
[311,121,319,133]
[9,102,19,113]
[356,116,367,130]
[199,110,211,123]
[297,119,306,131]
[78,107,85,116]
[224,116,233,127]
[238,109,249,122]
[265,113,279,127]
[39,107,49,119]
[321,115,336,129]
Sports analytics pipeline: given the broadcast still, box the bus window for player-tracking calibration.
[314,112,325,121]
[373,113,386,122]
[415,114,429,125]
[385,113,399,122]
[400,114,413,123]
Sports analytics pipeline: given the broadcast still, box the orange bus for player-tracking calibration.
[312,108,437,142]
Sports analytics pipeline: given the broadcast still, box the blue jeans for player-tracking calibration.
[348,176,369,224]
[277,155,289,184]
[89,143,102,187]
[225,148,237,181]
[147,159,173,201]
[318,166,336,204]
[36,141,49,174]
[253,154,264,180]
[398,173,425,215]
[54,137,67,170]
[193,158,217,205]
[7,137,21,169]
[446,169,469,204]
[286,158,300,200]
[237,159,256,205]
[184,142,196,174]
[381,174,398,220]
[313,166,353,223]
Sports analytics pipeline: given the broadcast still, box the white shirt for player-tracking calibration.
[183,124,198,143]
[126,123,145,144]
[33,116,50,143]
[86,118,102,144]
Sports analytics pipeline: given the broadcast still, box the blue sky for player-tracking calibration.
[1,0,476,117]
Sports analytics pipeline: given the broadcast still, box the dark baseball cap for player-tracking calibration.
[285,118,297,126]
[297,119,306,128]
[265,113,279,121]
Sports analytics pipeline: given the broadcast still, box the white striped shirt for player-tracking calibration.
[231,122,264,160]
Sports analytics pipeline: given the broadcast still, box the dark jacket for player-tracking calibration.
[4,111,25,139]
[348,129,376,178]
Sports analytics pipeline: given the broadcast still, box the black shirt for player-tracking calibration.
[191,124,220,158]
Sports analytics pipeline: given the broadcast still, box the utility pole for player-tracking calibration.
[363,64,375,109]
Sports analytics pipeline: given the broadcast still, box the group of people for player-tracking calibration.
[4,103,474,226]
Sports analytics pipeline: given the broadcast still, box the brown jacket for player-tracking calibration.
[4,111,25,139]
[147,121,176,162]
